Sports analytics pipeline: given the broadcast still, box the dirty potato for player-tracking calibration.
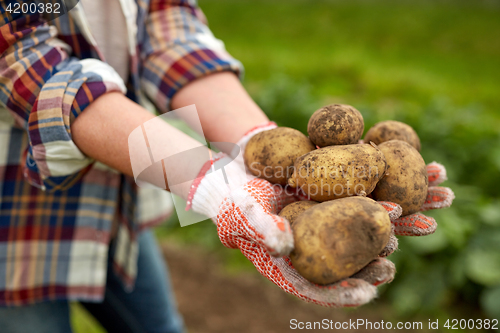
[364,120,421,151]
[307,104,364,147]
[244,127,315,185]
[287,144,387,201]
[290,197,391,285]
[278,201,319,227]
[372,140,428,215]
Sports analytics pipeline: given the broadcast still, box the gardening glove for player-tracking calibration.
[189,161,396,307]
[187,127,397,307]
[376,162,455,257]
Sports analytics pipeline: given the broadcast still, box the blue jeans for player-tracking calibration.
[0,231,185,333]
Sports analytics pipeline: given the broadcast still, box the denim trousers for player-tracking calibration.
[0,230,185,333]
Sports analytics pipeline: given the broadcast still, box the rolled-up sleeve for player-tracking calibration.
[140,0,243,113]
[0,10,126,191]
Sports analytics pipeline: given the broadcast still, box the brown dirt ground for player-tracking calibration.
[161,243,422,333]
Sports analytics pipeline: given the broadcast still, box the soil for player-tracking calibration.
[162,242,413,333]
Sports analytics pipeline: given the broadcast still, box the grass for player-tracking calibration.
[202,0,500,118]
[71,303,105,333]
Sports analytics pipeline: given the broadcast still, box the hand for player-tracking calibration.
[189,124,453,307]
[214,177,396,307]
[189,124,396,307]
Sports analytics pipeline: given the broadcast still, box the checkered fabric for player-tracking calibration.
[0,0,242,306]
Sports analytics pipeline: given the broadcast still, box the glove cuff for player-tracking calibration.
[188,153,252,219]
[240,121,278,139]
[232,121,277,157]
[189,121,276,219]
[186,152,225,211]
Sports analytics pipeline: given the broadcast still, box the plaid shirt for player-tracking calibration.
[0,0,242,306]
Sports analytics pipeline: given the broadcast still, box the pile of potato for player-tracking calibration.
[244,104,428,285]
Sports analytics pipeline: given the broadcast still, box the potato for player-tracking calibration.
[278,201,318,226]
[290,196,391,285]
[308,104,364,147]
[244,127,315,185]
[372,140,428,215]
[287,144,386,201]
[364,120,421,151]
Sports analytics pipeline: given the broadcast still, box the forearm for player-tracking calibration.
[171,72,269,144]
[71,92,206,199]
[71,73,267,196]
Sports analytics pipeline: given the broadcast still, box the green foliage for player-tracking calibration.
[201,0,500,318]
[250,74,321,134]
[202,0,500,114]
[481,286,500,319]
[254,74,500,317]
[71,303,105,333]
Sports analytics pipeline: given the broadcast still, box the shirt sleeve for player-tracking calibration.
[0,9,126,191]
[139,0,244,113]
